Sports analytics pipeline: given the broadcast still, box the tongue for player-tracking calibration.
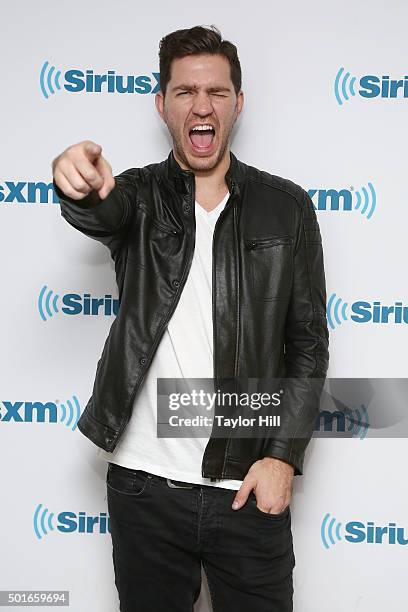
[190,131,213,148]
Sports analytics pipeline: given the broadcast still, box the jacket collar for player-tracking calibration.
[164,148,241,195]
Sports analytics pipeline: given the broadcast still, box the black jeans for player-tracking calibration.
[106,462,295,612]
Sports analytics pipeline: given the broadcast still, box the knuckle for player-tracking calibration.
[71,178,89,193]
[67,142,79,155]
[64,186,81,199]
[82,168,98,182]
[56,157,70,174]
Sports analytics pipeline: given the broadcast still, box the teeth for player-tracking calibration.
[191,124,214,131]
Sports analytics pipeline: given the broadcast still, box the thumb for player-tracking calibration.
[232,480,254,510]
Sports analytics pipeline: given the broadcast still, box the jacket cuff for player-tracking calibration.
[53,179,102,209]
[261,439,304,476]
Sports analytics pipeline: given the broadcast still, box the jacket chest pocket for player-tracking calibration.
[244,235,294,300]
[127,201,183,264]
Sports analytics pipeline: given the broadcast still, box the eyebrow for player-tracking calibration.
[171,84,232,93]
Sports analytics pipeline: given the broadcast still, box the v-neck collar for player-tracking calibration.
[196,191,230,220]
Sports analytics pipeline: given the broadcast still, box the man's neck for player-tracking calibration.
[173,147,231,212]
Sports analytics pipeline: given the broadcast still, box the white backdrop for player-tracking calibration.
[1,1,407,610]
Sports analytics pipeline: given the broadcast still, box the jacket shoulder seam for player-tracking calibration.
[246,174,306,207]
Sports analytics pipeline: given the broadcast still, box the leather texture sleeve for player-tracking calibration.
[54,168,138,260]
[261,189,330,475]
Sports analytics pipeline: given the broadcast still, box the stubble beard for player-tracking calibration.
[167,121,232,174]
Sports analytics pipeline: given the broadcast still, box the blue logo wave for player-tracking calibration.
[38,285,59,321]
[334,66,357,105]
[33,503,55,540]
[39,61,62,99]
[59,395,81,431]
[354,182,376,219]
[327,292,348,330]
[321,513,343,549]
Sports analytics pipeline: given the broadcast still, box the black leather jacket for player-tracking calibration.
[54,149,329,480]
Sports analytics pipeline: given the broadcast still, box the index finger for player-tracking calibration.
[74,155,104,191]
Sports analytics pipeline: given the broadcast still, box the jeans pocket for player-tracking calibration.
[106,462,150,497]
[249,493,290,519]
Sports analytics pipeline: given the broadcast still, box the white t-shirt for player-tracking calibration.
[97,190,243,490]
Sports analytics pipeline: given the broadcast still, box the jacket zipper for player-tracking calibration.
[220,187,240,478]
[202,178,238,479]
[111,178,196,449]
[244,236,293,250]
[152,218,181,235]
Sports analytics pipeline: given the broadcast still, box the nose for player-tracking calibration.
[191,91,213,117]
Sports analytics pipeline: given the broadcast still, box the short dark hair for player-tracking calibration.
[158,24,242,97]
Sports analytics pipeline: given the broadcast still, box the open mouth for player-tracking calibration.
[188,124,216,151]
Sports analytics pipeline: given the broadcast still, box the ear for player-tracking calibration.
[155,91,165,120]
[235,90,244,120]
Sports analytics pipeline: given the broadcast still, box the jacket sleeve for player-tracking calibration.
[261,189,330,475]
[54,168,138,260]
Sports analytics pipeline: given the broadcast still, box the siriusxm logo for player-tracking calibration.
[34,504,110,539]
[308,183,376,219]
[0,396,80,430]
[38,286,119,320]
[39,60,160,99]
[315,406,368,439]
[0,181,59,204]
[321,513,408,549]
[327,293,408,329]
[335,66,408,105]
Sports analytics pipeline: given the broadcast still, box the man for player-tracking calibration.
[52,24,329,612]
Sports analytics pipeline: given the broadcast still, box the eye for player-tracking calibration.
[177,91,189,96]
